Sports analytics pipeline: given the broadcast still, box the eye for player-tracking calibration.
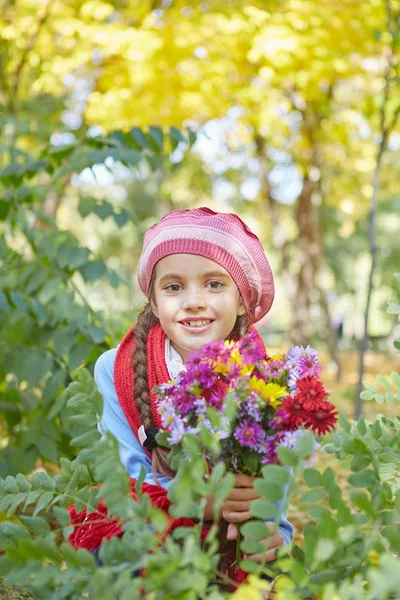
[164,283,182,293]
[207,280,224,289]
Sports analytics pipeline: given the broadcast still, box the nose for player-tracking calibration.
[182,286,207,311]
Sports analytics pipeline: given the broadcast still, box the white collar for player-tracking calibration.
[165,338,186,379]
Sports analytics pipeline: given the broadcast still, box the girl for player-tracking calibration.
[69,207,294,572]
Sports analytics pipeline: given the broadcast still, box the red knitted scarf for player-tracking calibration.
[114,322,169,457]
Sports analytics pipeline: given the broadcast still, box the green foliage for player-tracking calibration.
[0,126,194,477]
[0,368,296,598]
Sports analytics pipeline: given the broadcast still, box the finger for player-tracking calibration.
[225,488,260,501]
[247,546,281,563]
[223,499,257,512]
[222,510,253,523]
[251,531,283,549]
[234,474,256,487]
[227,523,238,541]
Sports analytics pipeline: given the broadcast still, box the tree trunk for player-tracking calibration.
[289,175,318,346]
[254,135,296,313]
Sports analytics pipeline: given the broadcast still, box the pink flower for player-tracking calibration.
[234,420,265,448]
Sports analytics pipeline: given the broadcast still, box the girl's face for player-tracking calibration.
[151,254,245,361]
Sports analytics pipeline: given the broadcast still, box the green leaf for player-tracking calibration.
[53,506,71,527]
[113,210,130,228]
[382,526,400,552]
[148,126,164,150]
[315,539,335,561]
[241,538,264,554]
[339,413,351,433]
[376,375,392,391]
[357,416,367,435]
[38,277,63,304]
[33,539,61,563]
[10,292,28,314]
[348,470,377,488]
[71,430,100,448]
[250,499,277,520]
[129,127,148,149]
[303,468,322,488]
[239,558,259,573]
[261,464,291,485]
[303,489,326,502]
[20,516,50,536]
[33,491,54,516]
[88,324,106,343]
[79,259,107,282]
[349,454,371,471]
[47,389,69,419]
[93,202,114,221]
[241,520,270,540]
[31,470,55,490]
[371,420,382,440]
[387,302,400,315]
[78,197,97,217]
[390,371,400,388]
[37,435,58,461]
[169,126,184,150]
[277,446,298,467]
[0,290,9,312]
[253,479,283,501]
[295,432,315,458]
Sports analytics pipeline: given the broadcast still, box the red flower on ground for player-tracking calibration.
[304,400,338,435]
[296,376,328,410]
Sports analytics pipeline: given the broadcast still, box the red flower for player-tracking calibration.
[304,400,338,435]
[278,395,305,430]
[296,376,328,410]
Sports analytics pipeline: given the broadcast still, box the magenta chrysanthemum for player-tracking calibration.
[234,420,265,448]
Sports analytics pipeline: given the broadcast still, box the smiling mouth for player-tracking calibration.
[180,319,214,327]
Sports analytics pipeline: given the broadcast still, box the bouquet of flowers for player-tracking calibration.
[156,330,337,476]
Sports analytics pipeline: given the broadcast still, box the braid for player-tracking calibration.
[133,303,158,429]
[133,302,175,483]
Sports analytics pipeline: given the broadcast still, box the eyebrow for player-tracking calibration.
[158,270,231,284]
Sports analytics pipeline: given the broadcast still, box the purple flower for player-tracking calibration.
[278,429,307,449]
[260,435,282,465]
[194,398,207,415]
[239,332,267,364]
[234,420,265,448]
[288,345,319,368]
[214,427,230,441]
[238,396,262,422]
[167,416,186,444]
[297,357,322,379]
[201,340,225,362]
[159,402,178,429]
[173,389,197,414]
[262,359,288,380]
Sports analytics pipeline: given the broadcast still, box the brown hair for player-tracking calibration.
[133,298,250,484]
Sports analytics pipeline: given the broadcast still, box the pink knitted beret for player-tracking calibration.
[137,207,275,324]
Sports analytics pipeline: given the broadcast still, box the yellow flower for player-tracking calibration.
[271,352,283,361]
[231,575,270,600]
[214,358,229,374]
[240,364,254,376]
[249,378,287,408]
